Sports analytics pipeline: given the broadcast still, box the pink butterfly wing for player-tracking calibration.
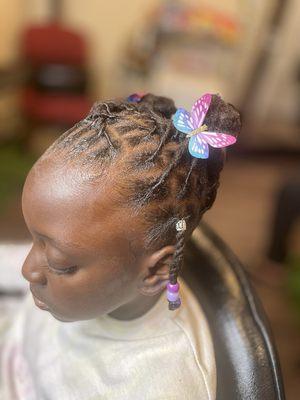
[191,93,212,128]
[202,132,236,148]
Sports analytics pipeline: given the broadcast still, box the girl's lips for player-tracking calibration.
[33,295,49,311]
[30,290,49,311]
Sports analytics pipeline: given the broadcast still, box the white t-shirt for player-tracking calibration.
[0,246,216,400]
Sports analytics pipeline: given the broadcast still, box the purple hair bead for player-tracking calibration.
[167,291,179,302]
[167,282,180,293]
[166,281,181,310]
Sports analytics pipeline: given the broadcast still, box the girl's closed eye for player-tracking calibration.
[46,264,78,275]
[44,245,79,275]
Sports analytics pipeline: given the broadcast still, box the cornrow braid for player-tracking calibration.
[42,93,241,310]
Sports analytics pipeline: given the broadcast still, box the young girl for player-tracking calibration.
[0,93,241,399]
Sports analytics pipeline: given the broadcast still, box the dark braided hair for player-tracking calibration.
[41,93,241,305]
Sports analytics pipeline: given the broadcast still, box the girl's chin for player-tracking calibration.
[32,294,85,322]
[49,311,76,323]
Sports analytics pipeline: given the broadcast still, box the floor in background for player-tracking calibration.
[0,154,299,399]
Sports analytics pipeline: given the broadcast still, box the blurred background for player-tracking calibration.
[0,0,299,397]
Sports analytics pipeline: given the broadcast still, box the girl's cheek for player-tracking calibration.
[47,264,113,297]
[47,260,131,315]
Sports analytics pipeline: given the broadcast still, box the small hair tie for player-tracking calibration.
[127,93,146,103]
[172,93,237,159]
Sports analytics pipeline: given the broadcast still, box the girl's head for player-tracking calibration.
[21,93,241,322]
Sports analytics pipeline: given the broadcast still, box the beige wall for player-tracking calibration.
[248,0,300,123]
[0,0,276,102]
[58,0,275,102]
[61,0,161,97]
[59,0,244,97]
[0,0,24,66]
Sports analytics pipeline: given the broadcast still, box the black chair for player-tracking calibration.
[182,222,285,400]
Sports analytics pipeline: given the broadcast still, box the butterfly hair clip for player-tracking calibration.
[172,93,237,159]
[127,93,146,103]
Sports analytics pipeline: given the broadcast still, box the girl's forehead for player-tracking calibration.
[24,156,114,204]
[22,158,140,256]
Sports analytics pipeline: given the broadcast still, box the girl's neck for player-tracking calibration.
[108,291,163,321]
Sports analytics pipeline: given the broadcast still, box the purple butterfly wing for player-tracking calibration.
[188,134,209,159]
[172,108,195,134]
[203,132,236,148]
[191,93,212,128]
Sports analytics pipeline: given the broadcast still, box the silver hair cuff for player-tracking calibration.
[176,219,186,232]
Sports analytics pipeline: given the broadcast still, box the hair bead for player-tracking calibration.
[168,297,181,311]
[167,282,180,293]
[167,291,180,302]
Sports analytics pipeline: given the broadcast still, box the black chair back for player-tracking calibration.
[182,223,285,400]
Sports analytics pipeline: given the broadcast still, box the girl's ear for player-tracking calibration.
[137,245,175,296]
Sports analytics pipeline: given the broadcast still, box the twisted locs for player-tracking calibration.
[42,93,240,311]
[169,219,187,284]
[166,217,188,310]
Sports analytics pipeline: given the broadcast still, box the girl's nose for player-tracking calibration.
[22,244,47,286]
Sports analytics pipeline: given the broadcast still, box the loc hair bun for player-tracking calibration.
[140,93,177,119]
[204,95,242,138]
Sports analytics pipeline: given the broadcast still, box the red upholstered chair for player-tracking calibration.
[22,23,86,66]
[20,23,92,128]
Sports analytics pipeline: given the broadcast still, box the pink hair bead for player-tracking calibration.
[167,291,180,302]
[167,282,180,293]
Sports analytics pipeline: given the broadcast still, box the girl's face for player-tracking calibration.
[21,157,147,322]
